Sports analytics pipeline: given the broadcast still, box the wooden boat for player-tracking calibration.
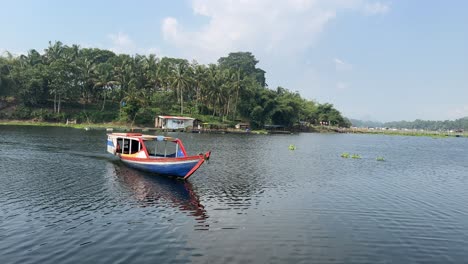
[107,133,210,180]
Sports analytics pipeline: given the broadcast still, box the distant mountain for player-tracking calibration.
[349,119,384,128]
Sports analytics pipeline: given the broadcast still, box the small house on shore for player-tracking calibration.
[155,115,195,130]
[235,122,250,129]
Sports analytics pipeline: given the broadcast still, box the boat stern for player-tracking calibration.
[107,135,117,155]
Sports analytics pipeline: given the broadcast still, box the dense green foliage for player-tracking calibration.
[349,119,384,128]
[351,118,468,131]
[0,41,350,128]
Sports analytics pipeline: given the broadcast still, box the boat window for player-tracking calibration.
[116,138,124,153]
[119,138,140,154]
[123,139,130,154]
[129,139,140,154]
[144,140,182,157]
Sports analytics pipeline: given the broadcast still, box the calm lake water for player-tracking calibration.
[1,125,468,263]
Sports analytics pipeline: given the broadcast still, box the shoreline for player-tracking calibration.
[0,120,267,134]
[1,120,466,138]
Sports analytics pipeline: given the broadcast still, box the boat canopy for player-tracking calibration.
[108,133,177,142]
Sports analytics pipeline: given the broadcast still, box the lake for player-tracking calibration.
[1,125,467,263]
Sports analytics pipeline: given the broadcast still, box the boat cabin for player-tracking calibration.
[107,133,187,158]
[114,137,141,154]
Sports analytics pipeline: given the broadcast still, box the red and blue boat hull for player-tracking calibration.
[119,152,210,180]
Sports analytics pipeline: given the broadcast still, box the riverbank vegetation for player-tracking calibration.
[351,118,468,131]
[0,41,350,129]
[384,118,468,131]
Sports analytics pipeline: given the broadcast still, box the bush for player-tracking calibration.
[12,106,32,119]
[89,111,117,123]
[53,112,67,122]
[31,109,54,121]
[0,111,8,119]
[134,107,157,126]
[75,111,91,124]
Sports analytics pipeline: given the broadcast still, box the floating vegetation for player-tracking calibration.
[341,152,350,158]
[288,144,296,150]
[341,153,361,159]
[376,157,385,161]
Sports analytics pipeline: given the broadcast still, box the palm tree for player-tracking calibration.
[26,49,43,66]
[44,41,64,63]
[93,63,118,111]
[143,54,160,92]
[191,64,207,114]
[170,63,191,115]
[129,55,146,91]
[231,68,241,120]
[113,54,133,102]
[120,88,146,126]
[76,57,96,103]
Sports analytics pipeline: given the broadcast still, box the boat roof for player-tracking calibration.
[108,133,177,141]
[157,115,195,120]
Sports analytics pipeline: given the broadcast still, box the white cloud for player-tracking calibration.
[107,32,161,55]
[334,58,353,71]
[108,32,136,54]
[161,0,343,62]
[161,0,390,63]
[162,17,179,42]
[363,2,390,15]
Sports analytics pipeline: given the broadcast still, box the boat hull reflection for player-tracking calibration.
[108,162,208,222]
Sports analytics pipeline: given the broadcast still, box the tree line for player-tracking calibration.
[384,118,468,131]
[0,41,350,128]
[351,118,468,131]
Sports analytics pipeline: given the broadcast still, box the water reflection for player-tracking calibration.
[107,162,208,222]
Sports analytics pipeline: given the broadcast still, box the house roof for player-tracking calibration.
[158,115,195,120]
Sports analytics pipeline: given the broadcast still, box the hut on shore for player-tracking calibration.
[154,115,195,130]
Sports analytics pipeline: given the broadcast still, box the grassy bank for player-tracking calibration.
[0,120,130,130]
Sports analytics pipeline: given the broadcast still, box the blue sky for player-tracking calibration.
[1,0,467,121]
